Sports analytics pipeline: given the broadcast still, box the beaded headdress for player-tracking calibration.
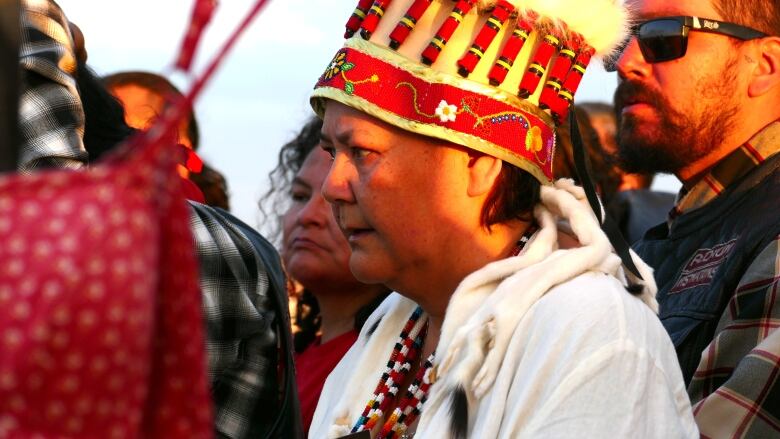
[311,0,628,184]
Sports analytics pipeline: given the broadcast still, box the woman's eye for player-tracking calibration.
[321,146,336,159]
[350,147,372,160]
[290,191,310,203]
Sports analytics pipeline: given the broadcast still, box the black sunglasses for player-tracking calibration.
[604,16,767,71]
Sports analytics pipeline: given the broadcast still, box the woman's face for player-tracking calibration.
[319,101,476,296]
[281,148,357,290]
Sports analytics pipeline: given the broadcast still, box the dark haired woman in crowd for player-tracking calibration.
[264,116,388,434]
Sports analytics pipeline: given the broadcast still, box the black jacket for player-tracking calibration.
[634,153,780,384]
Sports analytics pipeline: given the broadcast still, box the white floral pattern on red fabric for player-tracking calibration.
[0,140,212,438]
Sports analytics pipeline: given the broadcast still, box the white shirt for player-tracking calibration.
[311,180,698,438]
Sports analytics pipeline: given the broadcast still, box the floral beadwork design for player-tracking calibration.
[526,126,552,165]
[323,50,349,81]
[435,100,458,123]
[321,50,379,96]
[525,126,543,152]
[489,113,530,129]
[397,81,534,135]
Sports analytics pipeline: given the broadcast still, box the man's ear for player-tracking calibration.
[748,37,780,98]
[467,153,502,197]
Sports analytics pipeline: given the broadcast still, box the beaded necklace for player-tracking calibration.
[351,306,430,438]
[378,352,436,438]
[351,226,537,438]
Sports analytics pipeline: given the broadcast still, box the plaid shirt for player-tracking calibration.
[189,201,299,439]
[190,202,300,438]
[18,0,87,171]
[671,122,780,438]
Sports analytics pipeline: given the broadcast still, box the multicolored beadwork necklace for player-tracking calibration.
[351,306,432,438]
[378,352,436,438]
[351,227,537,438]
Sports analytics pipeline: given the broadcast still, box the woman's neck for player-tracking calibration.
[315,285,385,343]
[409,219,532,343]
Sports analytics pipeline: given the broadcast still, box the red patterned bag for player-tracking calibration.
[0,131,213,438]
[0,1,275,436]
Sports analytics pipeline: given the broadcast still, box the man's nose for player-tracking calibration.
[615,37,651,80]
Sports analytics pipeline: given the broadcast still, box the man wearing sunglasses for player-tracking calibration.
[612,0,780,437]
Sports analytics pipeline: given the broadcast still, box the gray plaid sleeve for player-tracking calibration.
[18,0,87,172]
[18,75,87,171]
[189,202,280,439]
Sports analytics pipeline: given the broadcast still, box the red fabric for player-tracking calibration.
[315,46,556,182]
[175,0,218,72]
[182,176,206,203]
[184,147,204,174]
[0,136,212,438]
[295,330,359,435]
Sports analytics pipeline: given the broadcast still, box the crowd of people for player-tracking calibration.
[1,0,779,438]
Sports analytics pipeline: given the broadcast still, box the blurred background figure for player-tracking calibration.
[74,63,137,163]
[553,106,622,206]
[104,70,230,208]
[191,162,231,210]
[98,71,298,437]
[556,103,675,244]
[262,116,388,435]
[103,71,199,157]
[84,67,298,437]
[580,101,653,191]
[18,0,88,171]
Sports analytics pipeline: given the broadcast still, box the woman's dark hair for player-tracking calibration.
[481,162,541,228]
[76,63,136,161]
[293,289,321,353]
[259,115,323,245]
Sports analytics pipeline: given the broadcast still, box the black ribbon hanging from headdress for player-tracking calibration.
[0,0,20,173]
[568,109,644,281]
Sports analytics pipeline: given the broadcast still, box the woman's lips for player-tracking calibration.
[344,228,374,243]
[290,237,325,251]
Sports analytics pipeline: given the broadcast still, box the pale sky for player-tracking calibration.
[58,0,679,235]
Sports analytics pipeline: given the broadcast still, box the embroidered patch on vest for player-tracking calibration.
[669,239,738,294]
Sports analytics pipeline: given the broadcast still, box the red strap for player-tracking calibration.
[175,0,218,72]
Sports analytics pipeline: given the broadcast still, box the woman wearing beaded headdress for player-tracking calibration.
[309,0,698,437]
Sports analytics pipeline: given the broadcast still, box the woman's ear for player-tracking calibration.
[748,37,780,98]
[467,154,502,197]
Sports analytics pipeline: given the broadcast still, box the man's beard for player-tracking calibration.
[614,58,740,175]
